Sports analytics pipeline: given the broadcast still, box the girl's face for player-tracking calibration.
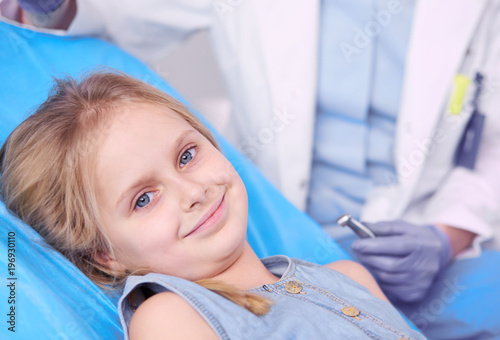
[94,103,248,281]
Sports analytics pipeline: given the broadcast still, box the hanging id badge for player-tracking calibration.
[454,73,486,170]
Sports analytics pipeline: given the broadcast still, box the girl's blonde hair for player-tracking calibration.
[0,71,270,315]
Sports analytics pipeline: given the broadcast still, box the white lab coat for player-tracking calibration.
[6,0,500,253]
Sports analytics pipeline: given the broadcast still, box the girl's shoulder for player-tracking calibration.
[324,260,388,302]
[129,291,218,340]
[325,259,369,279]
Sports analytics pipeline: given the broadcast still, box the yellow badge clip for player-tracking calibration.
[448,74,471,115]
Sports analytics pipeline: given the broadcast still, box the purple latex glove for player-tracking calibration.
[351,221,452,302]
[17,0,65,14]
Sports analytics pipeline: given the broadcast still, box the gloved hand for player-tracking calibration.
[17,0,65,14]
[351,221,452,302]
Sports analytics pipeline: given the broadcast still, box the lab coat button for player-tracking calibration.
[300,179,308,189]
[285,281,303,294]
[341,306,360,317]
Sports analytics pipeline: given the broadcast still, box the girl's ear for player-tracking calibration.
[92,251,127,273]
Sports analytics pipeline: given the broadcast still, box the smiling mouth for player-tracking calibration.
[185,194,226,237]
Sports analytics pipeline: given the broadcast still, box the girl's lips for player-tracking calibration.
[185,194,226,237]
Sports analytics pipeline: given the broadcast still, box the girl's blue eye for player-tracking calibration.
[135,192,154,209]
[180,147,196,167]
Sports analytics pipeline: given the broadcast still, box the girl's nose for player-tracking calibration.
[179,178,210,212]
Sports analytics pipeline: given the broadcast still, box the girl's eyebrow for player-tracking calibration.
[114,129,195,209]
[115,178,151,210]
[174,129,196,151]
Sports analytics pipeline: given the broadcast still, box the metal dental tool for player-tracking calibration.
[336,214,376,239]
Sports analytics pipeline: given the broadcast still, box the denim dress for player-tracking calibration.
[118,255,426,339]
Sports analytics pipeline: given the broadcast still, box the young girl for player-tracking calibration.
[0,72,425,340]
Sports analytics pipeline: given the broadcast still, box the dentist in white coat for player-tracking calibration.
[5,0,500,334]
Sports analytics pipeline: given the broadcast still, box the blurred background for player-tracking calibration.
[158,30,230,134]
